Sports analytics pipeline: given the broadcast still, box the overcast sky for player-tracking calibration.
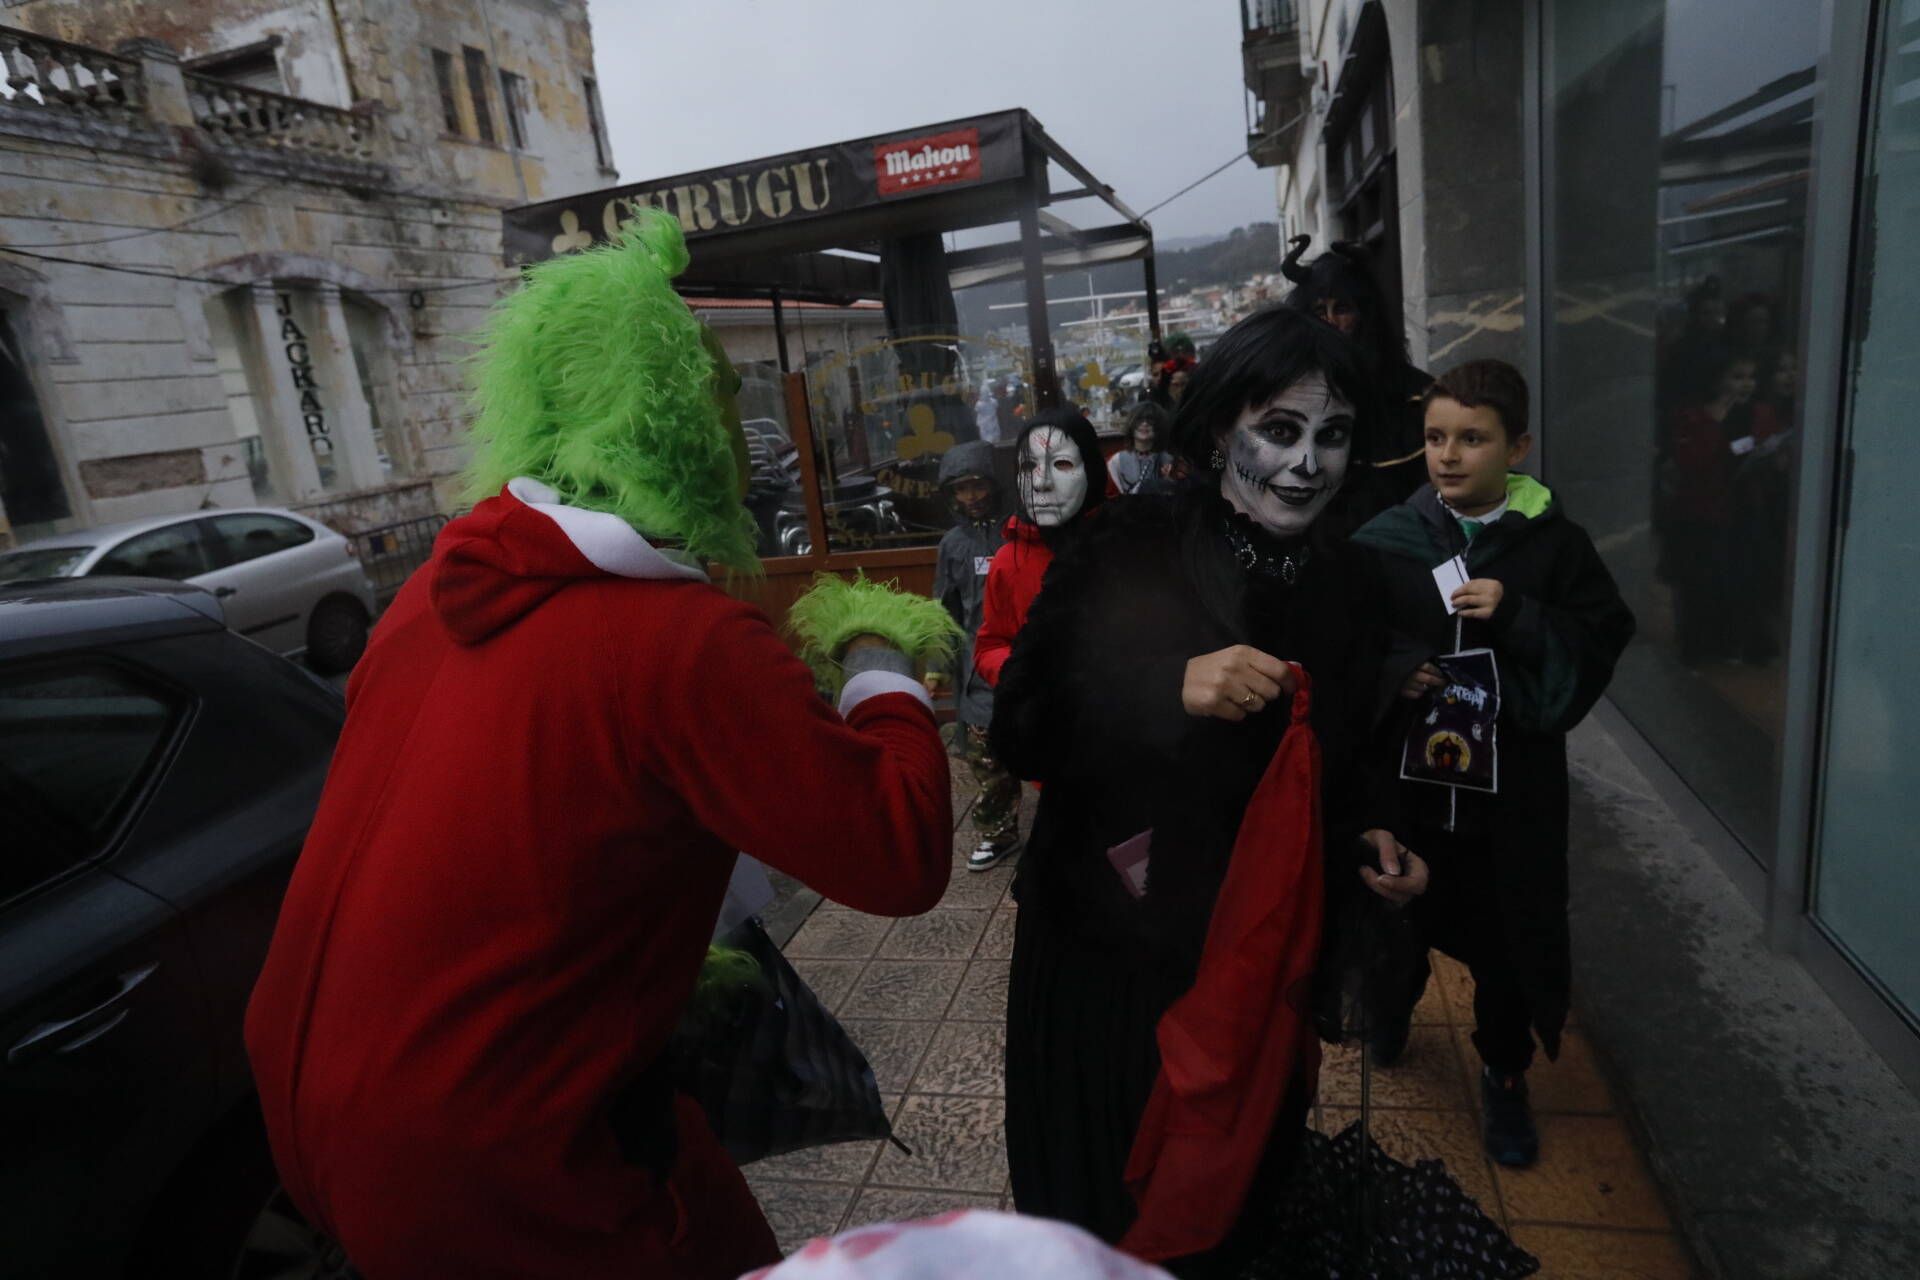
[583,0,1279,243]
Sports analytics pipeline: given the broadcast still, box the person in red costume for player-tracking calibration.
[243,210,955,1280]
[973,408,1109,689]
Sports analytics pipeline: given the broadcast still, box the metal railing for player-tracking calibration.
[1241,0,1300,37]
[0,26,144,120]
[348,513,448,607]
[185,71,380,161]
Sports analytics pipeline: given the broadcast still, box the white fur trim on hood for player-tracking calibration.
[507,477,709,583]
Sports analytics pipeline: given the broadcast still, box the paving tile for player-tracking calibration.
[1509,1225,1698,1278]
[1318,1105,1502,1220]
[789,957,863,1015]
[938,864,1016,909]
[978,907,1017,960]
[1457,1026,1616,1116]
[880,909,990,960]
[1320,1025,1475,1111]
[785,910,892,960]
[747,1137,883,1186]
[912,1021,1007,1097]
[946,959,1010,1022]
[747,1178,856,1256]
[842,1187,998,1231]
[1496,1115,1675,1232]
[871,1095,1009,1194]
[839,960,966,1020]
[1430,954,1478,1025]
[840,1018,940,1095]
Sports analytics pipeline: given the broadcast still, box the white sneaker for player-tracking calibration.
[967,837,1020,872]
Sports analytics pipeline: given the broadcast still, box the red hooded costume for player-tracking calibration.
[973,516,1051,688]
[244,479,952,1279]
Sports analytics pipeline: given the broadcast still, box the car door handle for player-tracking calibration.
[214,586,238,598]
[7,962,160,1067]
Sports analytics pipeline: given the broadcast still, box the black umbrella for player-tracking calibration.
[1249,868,1539,1279]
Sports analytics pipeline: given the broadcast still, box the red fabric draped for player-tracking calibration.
[1119,668,1325,1264]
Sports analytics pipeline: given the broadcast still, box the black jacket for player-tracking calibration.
[1352,476,1635,1053]
[990,488,1398,987]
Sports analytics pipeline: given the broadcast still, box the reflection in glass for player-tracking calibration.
[1545,0,1818,864]
[1812,0,1920,1022]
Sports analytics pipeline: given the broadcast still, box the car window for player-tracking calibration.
[0,661,184,899]
[0,546,91,582]
[90,523,214,580]
[207,514,314,568]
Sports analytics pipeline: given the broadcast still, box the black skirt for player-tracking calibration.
[1006,907,1315,1278]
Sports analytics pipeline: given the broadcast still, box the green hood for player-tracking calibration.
[1352,472,1556,563]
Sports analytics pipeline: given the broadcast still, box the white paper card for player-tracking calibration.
[1432,555,1470,615]
[1730,435,1757,456]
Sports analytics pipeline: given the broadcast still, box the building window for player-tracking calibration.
[431,48,461,136]
[463,46,496,145]
[498,69,528,151]
[584,76,611,169]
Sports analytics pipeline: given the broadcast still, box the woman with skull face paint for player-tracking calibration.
[990,307,1426,1273]
[972,409,1110,693]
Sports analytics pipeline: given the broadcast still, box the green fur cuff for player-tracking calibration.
[788,573,963,692]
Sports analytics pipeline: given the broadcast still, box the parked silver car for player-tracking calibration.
[0,508,377,673]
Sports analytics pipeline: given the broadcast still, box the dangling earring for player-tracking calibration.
[1209,448,1227,471]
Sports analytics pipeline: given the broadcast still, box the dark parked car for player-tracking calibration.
[0,578,343,1277]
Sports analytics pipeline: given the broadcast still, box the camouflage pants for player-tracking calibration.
[962,724,1021,846]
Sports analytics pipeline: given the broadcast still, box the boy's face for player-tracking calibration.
[1424,395,1532,516]
[951,477,993,521]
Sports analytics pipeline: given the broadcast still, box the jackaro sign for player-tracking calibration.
[504,113,1025,265]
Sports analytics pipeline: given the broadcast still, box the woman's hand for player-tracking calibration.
[1181,645,1297,721]
[1399,661,1446,700]
[1358,829,1429,906]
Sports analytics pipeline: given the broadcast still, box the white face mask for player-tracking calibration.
[1217,371,1354,537]
[1017,427,1089,527]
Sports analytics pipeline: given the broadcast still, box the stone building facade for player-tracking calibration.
[0,0,617,548]
[1240,0,1527,372]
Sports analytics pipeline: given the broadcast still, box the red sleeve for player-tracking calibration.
[973,546,1017,688]
[1671,407,1726,477]
[632,594,951,917]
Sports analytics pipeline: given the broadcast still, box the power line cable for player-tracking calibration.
[1138,107,1310,221]
[0,178,279,249]
[0,241,519,297]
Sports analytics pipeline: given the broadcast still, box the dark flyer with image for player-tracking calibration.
[1400,648,1501,794]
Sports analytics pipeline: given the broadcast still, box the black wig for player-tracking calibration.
[1168,304,1378,470]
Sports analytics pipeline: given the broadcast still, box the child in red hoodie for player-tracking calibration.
[244,211,956,1280]
[973,408,1110,690]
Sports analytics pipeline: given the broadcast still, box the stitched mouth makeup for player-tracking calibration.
[1233,461,1324,506]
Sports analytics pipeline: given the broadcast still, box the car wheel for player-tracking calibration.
[306,596,369,675]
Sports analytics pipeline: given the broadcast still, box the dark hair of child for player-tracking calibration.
[1423,358,1531,441]
[1124,401,1170,451]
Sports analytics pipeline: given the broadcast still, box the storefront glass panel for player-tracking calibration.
[1544,0,1820,865]
[1811,0,1920,1023]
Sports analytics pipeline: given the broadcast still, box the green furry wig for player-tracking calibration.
[462,208,761,572]
[788,572,963,694]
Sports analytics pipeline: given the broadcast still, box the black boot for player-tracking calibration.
[1480,1066,1539,1167]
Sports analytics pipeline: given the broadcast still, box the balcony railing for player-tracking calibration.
[186,72,380,162]
[0,26,144,121]
[1241,0,1299,37]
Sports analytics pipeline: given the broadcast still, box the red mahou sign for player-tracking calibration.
[874,128,983,197]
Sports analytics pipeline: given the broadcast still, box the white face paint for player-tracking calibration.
[1017,427,1089,527]
[1217,371,1355,537]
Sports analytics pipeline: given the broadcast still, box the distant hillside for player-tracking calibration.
[951,221,1281,334]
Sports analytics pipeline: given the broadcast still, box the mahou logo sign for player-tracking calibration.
[874,128,983,197]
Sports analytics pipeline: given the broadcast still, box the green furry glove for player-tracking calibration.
[787,572,963,694]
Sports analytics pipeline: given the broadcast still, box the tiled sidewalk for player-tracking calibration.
[749,770,1701,1278]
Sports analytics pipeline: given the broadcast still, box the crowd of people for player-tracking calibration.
[237,213,1637,1279]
